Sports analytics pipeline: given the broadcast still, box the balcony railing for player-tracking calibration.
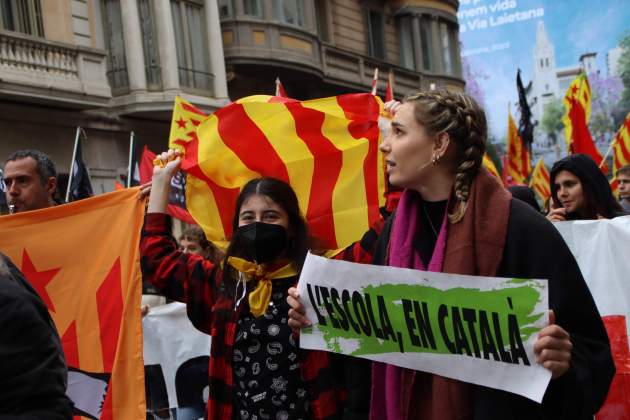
[0,30,111,105]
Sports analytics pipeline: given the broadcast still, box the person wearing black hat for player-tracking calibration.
[547,154,626,222]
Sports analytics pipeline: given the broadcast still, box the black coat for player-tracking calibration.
[0,255,72,419]
[374,199,615,419]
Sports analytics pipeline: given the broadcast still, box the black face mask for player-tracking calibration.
[234,222,288,264]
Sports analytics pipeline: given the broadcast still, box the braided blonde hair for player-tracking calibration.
[404,90,487,223]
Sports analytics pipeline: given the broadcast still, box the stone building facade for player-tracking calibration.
[0,0,229,194]
[220,0,464,99]
[1,0,462,196]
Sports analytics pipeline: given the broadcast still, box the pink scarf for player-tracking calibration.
[370,189,448,420]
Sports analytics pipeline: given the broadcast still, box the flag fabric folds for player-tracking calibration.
[169,94,385,250]
[482,153,501,180]
[529,157,551,203]
[516,69,534,149]
[0,189,146,420]
[68,136,93,202]
[612,112,630,176]
[506,111,531,184]
[563,73,604,165]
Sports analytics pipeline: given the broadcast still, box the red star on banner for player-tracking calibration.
[21,249,61,312]
[176,117,187,129]
[571,85,578,96]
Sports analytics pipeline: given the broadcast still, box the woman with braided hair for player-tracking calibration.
[288,90,614,419]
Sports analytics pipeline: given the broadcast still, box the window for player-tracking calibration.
[540,58,543,68]
[545,57,549,67]
[103,0,129,90]
[366,9,385,59]
[314,0,329,42]
[218,0,233,19]
[243,0,262,17]
[171,0,212,92]
[138,0,161,89]
[419,17,432,71]
[0,0,44,36]
[399,16,414,70]
[274,0,305,27]
[439,22,453,75]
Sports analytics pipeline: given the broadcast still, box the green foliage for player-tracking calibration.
[590,112,613,140]
[541,99,564,144]
[619,31,630,114]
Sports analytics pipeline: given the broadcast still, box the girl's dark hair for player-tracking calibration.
[550,154,623,219]
[221,178,309,294]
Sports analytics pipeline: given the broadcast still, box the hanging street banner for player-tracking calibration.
[297,253,551,402]
[143,303,211,419]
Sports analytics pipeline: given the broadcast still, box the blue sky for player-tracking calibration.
[458,0,629,139]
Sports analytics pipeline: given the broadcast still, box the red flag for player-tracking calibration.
[563,73,605,171]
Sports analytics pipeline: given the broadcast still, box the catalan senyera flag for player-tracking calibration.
[563,73,605,166]
[507,111,531,184]
[169,94,385,250]
[612,112,630,176]
[0,189,145,420]
[529,157,551,203]
[482,153,501,180]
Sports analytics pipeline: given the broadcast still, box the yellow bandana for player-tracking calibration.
[227,257,298,317]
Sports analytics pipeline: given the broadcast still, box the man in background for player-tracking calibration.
[4,149,58,213]
[617,165,630,213]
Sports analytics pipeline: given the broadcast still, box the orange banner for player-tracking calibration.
[0,188,145,420]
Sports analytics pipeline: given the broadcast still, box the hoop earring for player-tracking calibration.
[432,154,440,165]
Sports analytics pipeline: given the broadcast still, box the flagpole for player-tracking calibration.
[370,68,379,95]
[127,131,135,188]
[65,127,81,202]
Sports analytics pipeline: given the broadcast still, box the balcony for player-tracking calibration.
[0,30,111,108]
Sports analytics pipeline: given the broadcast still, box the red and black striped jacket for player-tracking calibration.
[140,213,384,420]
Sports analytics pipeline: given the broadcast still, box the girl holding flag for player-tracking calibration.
[141,151,370,420]
[288,90,614,419]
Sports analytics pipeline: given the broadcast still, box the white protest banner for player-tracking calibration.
[297,253,551,402]
[553,216,630,418]
[143,302,211,419]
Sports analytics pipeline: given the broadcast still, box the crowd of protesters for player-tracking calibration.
[1,89,629,419]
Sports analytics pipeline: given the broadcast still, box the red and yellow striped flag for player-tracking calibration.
[507,111,531,184]
[0,189,145,419]
[612,112,630,176]
[169,94,385,250]
[563,73,605,167]
[529,157,551,203]
[482,153,501,180]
